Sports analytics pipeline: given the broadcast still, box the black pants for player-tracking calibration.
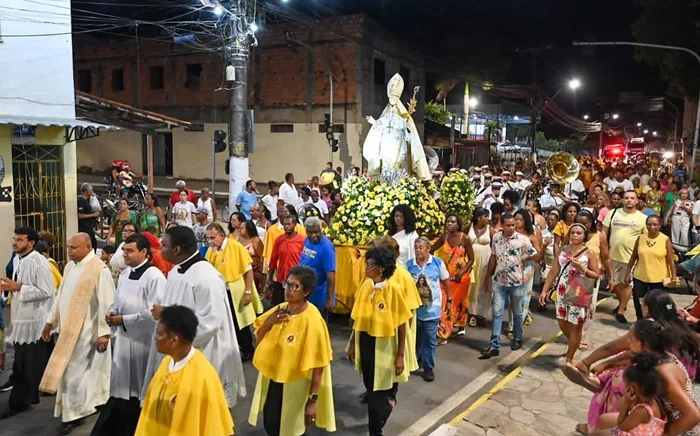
[271,282,285,306]
[90,397,141,436]
[9,341,52,410]
[225,287,255,355]
[359,332,398,436]
[263,380,283,436]
[632,278,665,320]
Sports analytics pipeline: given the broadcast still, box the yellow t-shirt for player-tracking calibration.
[136,349,234,436]
[553,221,571,238]
[253,303,333,384]
[603,208,648,263]
[351,278,412,338]
[634,233,670,283]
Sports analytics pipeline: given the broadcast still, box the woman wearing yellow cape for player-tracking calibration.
[248,266,335,436]
[204,222,264,361]
[349,246,412,436]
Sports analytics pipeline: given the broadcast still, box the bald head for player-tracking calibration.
[67,233,92,262]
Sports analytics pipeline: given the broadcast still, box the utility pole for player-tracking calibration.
[226,1,253,212]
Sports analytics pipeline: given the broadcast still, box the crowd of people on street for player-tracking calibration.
[3,153,700,435]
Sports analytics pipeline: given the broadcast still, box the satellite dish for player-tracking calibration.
[424,147,439,171]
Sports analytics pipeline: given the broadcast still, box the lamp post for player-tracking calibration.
[573,41,700,176]
[532,77,581,160]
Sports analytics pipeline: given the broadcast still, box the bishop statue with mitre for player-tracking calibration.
[363,73,431,183]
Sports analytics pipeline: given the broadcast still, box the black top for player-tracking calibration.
[77,196,96,232]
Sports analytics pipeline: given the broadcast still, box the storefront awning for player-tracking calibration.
[0,115,116,130]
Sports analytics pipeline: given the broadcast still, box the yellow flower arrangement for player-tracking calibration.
[439,172,477,223]
[327,176,444,245]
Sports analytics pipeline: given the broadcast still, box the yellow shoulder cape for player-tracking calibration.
[351,278,412,338]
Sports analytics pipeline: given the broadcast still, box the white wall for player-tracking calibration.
[0,0,75,118]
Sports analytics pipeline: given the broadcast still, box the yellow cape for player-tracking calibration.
[136,349,234,436]
[351,278,412,338]
[390,264,421,372]
[248,304,336,435]
[205,238,264,327]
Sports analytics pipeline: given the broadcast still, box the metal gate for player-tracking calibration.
[12,144,66,266]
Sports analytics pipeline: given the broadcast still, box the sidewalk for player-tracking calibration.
[76,173,235,199]
[432,293,697,436]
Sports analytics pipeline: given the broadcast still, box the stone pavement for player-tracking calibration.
[431,293,697,436]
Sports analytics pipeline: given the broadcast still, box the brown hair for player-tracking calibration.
[368,236,400,261]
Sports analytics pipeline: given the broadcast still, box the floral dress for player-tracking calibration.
[437,235,471,339]
[555,249,591,325]
[647,189,663,216]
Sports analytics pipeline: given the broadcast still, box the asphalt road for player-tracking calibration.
[0,304,567,436]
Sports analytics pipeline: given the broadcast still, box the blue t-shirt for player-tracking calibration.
[299,236,336,309]
[236,190,258,220]
[406,256,449,321]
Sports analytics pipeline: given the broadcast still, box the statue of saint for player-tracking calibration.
[363,73,431,183]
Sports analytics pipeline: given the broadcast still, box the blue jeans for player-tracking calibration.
[416,318,439,370]
[490,284,525,349]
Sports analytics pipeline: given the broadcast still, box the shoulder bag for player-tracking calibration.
[548,247,589,303]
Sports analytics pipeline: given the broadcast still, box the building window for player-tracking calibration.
[111,68,124,92]
[185,63,203,89]
[78,70,92,92]
[270,124,294,133]
[150,65,164,89]
[374,58,386,85]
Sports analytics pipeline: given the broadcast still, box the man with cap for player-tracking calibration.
[481,181,503,211]
[563,175,586,203]
[513,171,532,209]
[192,206,210,257]
[501,171,515,191]
[472,174,482,193]
[539,183,565,212]
[169,180,196,207]
[476,173,493,203]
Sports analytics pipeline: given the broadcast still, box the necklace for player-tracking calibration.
[645,235,659,247]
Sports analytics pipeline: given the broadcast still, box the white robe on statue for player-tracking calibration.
[109,262,164,400]
[47,250,115,422]
[141,253,246,407]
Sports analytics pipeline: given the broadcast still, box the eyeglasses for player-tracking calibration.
[282,281,302,292]
[365,261,378,269]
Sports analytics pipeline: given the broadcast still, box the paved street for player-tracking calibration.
[431,293,697,436]
[0,302,566,435]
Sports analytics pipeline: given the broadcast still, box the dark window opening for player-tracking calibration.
[78,69,92,92]
[270,124,294,133]
[400,65,410,88]
[150,65,164,89]
[185,63,203,89]
[374,59,385,85]
[111,68,124,92]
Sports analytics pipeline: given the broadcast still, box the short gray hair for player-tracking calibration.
[304,216,322,230]
[176,180,186,188]
[81,183,93,193]
[415,236,431,248]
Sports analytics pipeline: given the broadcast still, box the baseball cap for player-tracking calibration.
[195,206,209,215]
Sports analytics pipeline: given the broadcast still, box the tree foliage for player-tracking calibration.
[425,100,452,125]
[633,0,700,100]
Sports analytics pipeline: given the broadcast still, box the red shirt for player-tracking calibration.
[269,233,305,283]
[170,189,197,206]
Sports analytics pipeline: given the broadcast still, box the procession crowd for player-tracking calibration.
[1,155,700,436]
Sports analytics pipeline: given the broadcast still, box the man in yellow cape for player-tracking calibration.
[136,305,234,436]
[204,223,263,361]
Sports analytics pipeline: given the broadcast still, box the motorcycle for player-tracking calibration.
[101,176,148,218]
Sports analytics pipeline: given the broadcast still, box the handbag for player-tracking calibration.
[563,274,594,308]
[548,247,589,303]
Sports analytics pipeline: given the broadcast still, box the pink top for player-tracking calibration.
[615,403,666,436]
[597,207,610,224]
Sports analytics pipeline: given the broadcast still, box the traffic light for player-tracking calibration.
[324,113,338,152]
[213,130,226,153]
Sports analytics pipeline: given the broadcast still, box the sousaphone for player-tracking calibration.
[546,151,580,185]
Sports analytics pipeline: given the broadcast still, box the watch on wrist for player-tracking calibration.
[308,393,319,402]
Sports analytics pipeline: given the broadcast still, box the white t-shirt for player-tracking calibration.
[279,182,299,208]
[310,199,329,215]
[393,230,419,266]
[564,179,586,201]
[261,194,279,220]
[608,179,634,193]
[172,201,196,227]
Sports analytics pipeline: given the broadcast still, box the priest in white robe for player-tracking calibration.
[92,233,165,435]
[141,226,246,407]
[0,227,55,418]
[40,233,115,434]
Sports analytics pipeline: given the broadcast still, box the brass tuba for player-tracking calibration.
[546,151,580,185]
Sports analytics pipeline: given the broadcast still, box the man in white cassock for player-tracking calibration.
[0,227,55,419]
[91,233,165,435]
[40,233,115,435]
[141,226,246,407]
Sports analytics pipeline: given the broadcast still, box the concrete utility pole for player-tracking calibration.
[226,1,252,212]
[573,41,700,176]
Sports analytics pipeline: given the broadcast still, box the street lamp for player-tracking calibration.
[568,78,581,90]
[644,129,649,134]
[637,122,642,127]
[653,131,658,136]
[612,113,619,120]
[469,97,479,108]
[583,114,589,120]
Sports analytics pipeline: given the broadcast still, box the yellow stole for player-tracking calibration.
[39,256,107,394]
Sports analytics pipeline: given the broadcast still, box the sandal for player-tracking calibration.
[468,316,478,327]
[438,338,448,346]
[575,423,588,435]
[562,363,600,393]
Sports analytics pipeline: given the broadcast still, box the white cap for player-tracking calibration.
[459,169,468,174]
[492,181,503,188]
[475,167,482,172]
[515,171,524,176]
[481,165,489,169]
[472,174,481,179]
[484,173,493,178]
[502,170,511,175]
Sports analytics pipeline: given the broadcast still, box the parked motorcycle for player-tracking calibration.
[101,176,148,218]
